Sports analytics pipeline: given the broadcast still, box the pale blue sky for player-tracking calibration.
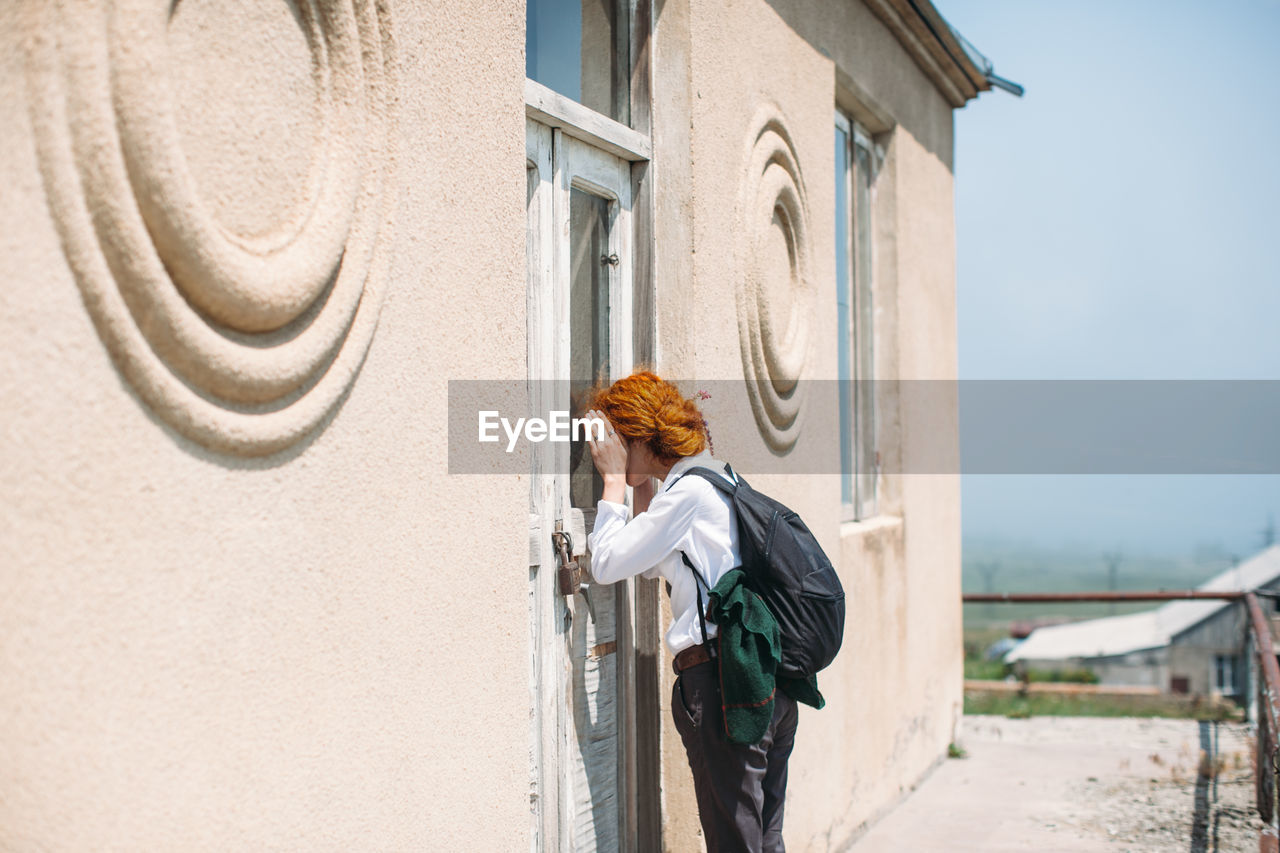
[941,0,1280,557]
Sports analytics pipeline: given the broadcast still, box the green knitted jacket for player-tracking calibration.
[706,568,825,745]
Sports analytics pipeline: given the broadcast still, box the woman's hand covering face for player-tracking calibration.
[584,408,628,480]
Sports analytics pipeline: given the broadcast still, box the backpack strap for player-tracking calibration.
[680,551,710,647]
[669,461,738,649]
[668,462,739,496]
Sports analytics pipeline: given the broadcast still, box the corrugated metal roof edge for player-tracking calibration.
[1003,610,1165,662]
[1010,643,1170,664]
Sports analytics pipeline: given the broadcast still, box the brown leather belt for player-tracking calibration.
[673,639,718,675]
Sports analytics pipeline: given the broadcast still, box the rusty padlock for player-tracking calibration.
[553,531,581,596]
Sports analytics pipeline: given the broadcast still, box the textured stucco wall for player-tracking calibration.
[1,1,531,849]
[3,0,964,848]
[652,0,963,849]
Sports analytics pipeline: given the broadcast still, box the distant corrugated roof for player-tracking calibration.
[1005,545,1280,663]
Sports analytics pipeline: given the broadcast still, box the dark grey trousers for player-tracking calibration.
[671,657,799,852]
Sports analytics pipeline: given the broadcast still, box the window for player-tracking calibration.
[1214,653,1237,695]
[568,187,616,508]
[835,111,878,520]
[526,0,648,513]
[526,0,631,126]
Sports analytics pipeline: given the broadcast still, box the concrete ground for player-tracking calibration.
[850,715,1266,853]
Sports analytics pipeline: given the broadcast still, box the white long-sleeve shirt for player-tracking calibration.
[586,450,741,656]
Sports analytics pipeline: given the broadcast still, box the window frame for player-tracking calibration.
[835,109,879,522]
[525,0,635,131]
[524,78,651,163]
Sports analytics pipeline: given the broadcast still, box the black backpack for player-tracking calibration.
[670,462,846,678]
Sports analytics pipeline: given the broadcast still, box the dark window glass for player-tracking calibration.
[836,118,878,518]
[569,187,613,508]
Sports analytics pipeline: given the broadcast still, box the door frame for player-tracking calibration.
[525,121,656,851]
[525,2,656,845]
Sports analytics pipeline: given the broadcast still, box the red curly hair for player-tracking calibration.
[584,369,709,464]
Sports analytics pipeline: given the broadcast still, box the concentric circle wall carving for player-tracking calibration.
[735,108,815,453]
[24,0,398,456]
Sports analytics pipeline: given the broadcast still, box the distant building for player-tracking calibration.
[1005,546,1280,699]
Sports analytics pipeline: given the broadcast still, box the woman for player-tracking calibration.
[583,370,798,853]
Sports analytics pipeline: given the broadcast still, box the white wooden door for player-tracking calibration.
[527,118,636,853]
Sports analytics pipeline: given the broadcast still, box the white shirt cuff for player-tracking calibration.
[596,498,631,521]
